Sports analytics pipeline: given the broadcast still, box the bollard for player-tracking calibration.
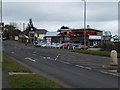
[110,50,118,65]
[109,50,118,72]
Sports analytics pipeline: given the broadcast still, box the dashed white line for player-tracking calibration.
[100,71,120,77]
[60,61,70,65]
[75,65,92,70]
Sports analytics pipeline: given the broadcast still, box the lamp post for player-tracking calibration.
[82,0,87,49]
[0,0,3,63]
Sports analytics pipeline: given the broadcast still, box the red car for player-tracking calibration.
[61,42,72,49]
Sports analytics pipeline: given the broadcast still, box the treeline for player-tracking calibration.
[3,24,21,40]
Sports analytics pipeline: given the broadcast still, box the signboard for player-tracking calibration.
[29,31,35,38]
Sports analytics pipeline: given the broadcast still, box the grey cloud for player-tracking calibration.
[3,2,117,22]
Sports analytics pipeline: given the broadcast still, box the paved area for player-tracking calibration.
[2,71,11,88]
[0,70,2,89]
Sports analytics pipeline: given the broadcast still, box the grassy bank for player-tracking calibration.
[3,54,63,88]
[72,50,120,58]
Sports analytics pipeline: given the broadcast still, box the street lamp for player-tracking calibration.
[82,0,87,48]
[0,0,3,63]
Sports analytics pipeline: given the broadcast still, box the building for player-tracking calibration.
[102,31,112,43]
[111,35,120,43]
[35,29,47,41]
[45,32,60,46]
[57,28,102,47]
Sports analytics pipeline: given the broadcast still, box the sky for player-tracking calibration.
[2,0,119,35]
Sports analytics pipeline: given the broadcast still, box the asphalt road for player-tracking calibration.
[3,41,119,88]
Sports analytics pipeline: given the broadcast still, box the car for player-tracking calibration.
[75,45,88,50]
[35,42,43,47]
[41,43,47,47]
[61,42,72,49]
[69,43,81,49]
[56,43,63,48]
[51,43,58,48]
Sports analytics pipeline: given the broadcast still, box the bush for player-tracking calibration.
[102,42,120,53]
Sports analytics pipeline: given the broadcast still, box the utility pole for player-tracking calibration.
[0,0,3,63]
[82,0,87,49]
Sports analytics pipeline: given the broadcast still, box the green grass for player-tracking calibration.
[72,50,120,58]
[3,54,63,88]
[9,74,63,88]
[3,54,31,72]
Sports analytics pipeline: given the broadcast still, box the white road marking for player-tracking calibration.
[60,61,70,65]
[100,71,120,77]
[55,54,60,61]
[8,72,35,75]
[25,57,36,62]
[46,57,51,59]
[75,65,92,70]
[11,52,14,54]
[43,57,46,59]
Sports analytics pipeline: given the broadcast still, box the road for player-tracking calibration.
[3,41,119,88]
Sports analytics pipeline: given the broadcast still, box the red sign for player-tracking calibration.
[86,31,96,35]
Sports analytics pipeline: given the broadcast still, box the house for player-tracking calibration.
[111,35,120,43]
[35,29,47,41]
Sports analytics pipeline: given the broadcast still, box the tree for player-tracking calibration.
[4,24,21,39]
[23,19,37,35]
[60,26,69,29]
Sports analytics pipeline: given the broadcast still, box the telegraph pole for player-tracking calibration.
[82,0,87,49]
[0,0,3,62]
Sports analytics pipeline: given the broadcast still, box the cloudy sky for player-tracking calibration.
[2,0,119,35]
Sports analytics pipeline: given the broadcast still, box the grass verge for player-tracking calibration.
[3,54,63,88]
[72,50,120,58]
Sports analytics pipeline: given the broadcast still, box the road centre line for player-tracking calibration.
[60,61,70,65]
[75,65,92,70]
[100,71,120,77]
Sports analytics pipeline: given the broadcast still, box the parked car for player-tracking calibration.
[75,45,88,50]
[41,43,47,47]
[51,43,58,48]
[56,43,63,48]
[69,43,81,49]
[61,43,69,49]
[35,42,43,47]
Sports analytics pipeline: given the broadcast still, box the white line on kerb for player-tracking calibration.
[75,65,92,70]
[25,57,36,62]
[100,71,120,77]
[60,61,70,65]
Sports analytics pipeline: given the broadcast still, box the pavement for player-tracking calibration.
[2,71,11,89]
[2,40,120,88]
[0,69,2,90]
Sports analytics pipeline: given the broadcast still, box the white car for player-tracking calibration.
[41,43,47,47]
